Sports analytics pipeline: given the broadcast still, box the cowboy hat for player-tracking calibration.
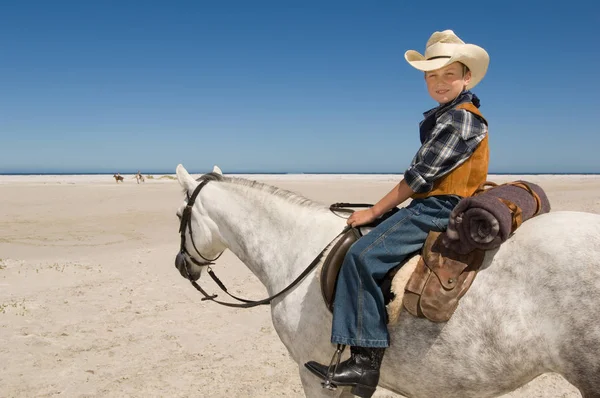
[405,30,489,90]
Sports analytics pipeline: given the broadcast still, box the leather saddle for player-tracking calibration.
[320,228,486,323]
[320,227,361,312]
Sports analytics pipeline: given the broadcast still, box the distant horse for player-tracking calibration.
[113,173,124,183]
[135,171,145,184]
[174,164,600,398]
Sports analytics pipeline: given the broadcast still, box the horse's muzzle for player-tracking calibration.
[175,251,201,281]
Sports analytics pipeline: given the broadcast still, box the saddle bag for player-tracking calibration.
[403,231,485,322]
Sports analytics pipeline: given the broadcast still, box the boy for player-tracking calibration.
[304,30,490,397]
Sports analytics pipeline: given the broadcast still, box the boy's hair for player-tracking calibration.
[424,62,470,77]
[461,63,470,75]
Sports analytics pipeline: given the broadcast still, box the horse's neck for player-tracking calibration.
[202,182,345,293]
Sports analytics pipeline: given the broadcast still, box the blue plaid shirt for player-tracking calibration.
[404,91,488,193]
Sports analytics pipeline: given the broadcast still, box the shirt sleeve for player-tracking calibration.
[404,109,488,193]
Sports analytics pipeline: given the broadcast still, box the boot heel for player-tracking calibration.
[351,384,376,398]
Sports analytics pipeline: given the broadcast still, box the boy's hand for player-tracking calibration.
[347,208,377,228]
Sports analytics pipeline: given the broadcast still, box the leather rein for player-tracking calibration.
[177,177,372,308]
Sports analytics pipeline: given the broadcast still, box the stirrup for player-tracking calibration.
[322,344,346,390]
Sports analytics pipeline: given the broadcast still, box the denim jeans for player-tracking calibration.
[331,195,460,348]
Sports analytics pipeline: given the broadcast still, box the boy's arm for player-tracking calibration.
[347,180,413,227]
[371,179,413,217]
[350,109,486,227]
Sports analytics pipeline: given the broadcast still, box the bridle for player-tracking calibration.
[177,177,223,268]
[175,175,352,308]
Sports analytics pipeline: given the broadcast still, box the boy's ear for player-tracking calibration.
[463,70,472,87]
[176,164,197,192]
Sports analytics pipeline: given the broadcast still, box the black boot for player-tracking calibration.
[304,345,386,398]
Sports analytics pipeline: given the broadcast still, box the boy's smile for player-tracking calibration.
[425,62,472,104]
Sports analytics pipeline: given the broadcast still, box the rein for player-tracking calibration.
[186,235,346,308]
[177,178,371,308]
[328,202,373,217]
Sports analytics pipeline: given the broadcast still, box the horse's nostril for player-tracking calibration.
[175,252,202,281]
[175,252,185,268]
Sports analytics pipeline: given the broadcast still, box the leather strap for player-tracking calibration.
[187,226,351,308]
[505,181,542,216]
[472,180,543,233]
[497,198,523,232]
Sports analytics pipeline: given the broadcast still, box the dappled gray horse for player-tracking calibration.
[175,164,600,398]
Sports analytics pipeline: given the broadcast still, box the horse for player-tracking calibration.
[174,164,600,398]
[113,173,124,183]
[135,171,145,184]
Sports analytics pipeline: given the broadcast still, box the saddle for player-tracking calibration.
[321,179,544,323]
[320,229,486,323]
[320,227,361,312]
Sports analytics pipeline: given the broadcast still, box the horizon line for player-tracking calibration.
[1,171,600,176]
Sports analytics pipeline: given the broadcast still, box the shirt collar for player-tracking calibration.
[422,90,476,120]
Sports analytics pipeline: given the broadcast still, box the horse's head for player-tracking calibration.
[174,164,226,281]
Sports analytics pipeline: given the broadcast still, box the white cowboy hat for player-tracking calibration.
[405,30,489,90]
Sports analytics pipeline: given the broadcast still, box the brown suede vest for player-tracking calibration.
[411,103,489,199]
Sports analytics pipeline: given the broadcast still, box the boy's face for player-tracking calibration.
[424,62,472,104]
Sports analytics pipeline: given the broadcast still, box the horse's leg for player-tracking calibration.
[551,291,600,397]
[563,372,600,398]
[553,345,600,397]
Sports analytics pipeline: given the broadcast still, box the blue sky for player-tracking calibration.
[1,1,599,174]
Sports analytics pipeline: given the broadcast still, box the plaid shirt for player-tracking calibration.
[404,91,488,193]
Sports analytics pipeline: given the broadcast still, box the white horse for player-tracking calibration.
[174,164,600,398]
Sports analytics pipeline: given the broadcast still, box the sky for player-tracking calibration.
[1,1,599,174]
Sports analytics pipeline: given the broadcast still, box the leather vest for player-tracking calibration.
[411,103,489,199]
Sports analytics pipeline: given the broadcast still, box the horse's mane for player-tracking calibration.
[193,172,325,210]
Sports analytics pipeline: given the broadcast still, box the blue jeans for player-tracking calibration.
[331,195,460,348]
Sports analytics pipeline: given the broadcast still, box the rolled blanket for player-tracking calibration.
[443,181,551,254]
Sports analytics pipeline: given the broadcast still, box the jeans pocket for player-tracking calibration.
[428,197,457,231]
[376,211,415,256]
[406,201,422,216]
[431,214,449,231]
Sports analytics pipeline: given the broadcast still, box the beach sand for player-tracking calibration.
[1,173,599,397]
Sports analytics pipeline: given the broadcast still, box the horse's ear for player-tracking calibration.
[212,165,223,176]
[176,164,196,191]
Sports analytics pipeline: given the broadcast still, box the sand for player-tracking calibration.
[1,173,599,397]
